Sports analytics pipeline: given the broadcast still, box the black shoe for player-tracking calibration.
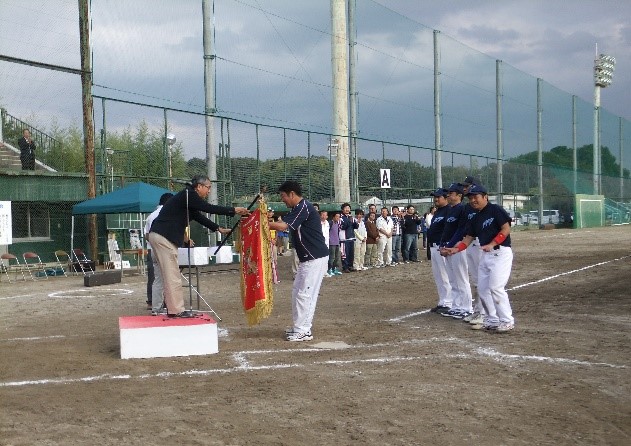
[168,311,195,318]
[430,305,450,313]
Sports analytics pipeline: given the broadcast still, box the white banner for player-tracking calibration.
[0,201,12,245]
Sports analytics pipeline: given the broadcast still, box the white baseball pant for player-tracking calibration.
[477,246,514,325]
[430,244,452,308]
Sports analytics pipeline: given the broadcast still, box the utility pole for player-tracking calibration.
[433,30,442,188]
[331,0,350,203]
[203,0,218,244]
[78,0,97,259]
[347,0,359,204]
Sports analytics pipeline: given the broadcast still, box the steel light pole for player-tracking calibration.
[166,133,176,190]
[593,53,616,194]
[105,147,114,192]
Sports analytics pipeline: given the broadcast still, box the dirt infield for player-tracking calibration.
[1,226,630,445]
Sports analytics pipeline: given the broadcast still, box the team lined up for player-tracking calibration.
[428,177,515,333]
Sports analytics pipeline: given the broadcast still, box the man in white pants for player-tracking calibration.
[375,207,394,267]
[268,180,329,342]
[439,183,473,320]
[144,192,173,315]
[443,184,514,333]
[427,188,452,313]
[459,176,485,326]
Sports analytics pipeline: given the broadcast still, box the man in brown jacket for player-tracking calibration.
[364,211,380,268]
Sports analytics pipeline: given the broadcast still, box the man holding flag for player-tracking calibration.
[268,180,329,342]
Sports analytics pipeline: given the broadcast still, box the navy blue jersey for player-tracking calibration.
[426,205,449,245]
[466,203,512,247]
[282,198,328,262]
[463,203,478,236]
[440,202,468,248]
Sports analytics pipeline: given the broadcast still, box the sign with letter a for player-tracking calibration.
[380,169,391,189]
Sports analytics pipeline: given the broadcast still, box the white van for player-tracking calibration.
[529,210,561,225]
[542,210,561,224]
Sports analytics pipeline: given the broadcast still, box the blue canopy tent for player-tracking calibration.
[71,182,172,259]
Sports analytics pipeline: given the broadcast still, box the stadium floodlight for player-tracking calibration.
[593,53,615,195]
[594,54,616,87]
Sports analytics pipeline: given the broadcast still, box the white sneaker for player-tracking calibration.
[468,313,485,325]
[286,331,313,342]
[496,322,514,333]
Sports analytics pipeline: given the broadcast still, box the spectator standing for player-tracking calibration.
[375,207,394,267]
[364,211,380,268]
[18,129,36,170]
[401,205,420,262]
[340,203,359,272]
[352,209,367,271]
[327,212,343,276]
[391,206,402,265]
[424,206,436,259]
[320,210,331,277]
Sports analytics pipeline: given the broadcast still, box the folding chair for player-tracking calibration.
[22,252,49,280]
[72,248,95,275]
[1,253,26,283]
[54,250,72,277]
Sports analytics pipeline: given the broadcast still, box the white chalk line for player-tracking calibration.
[387,309,431,323]
[1,336,625,388]
[507,255,630,291]
[390,254,630,322]
[0,288,135,301]
[2,335,66,342]
[0,293,38,301]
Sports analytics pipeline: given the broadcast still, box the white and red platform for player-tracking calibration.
[119,314,218,359]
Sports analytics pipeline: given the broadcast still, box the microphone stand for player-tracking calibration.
[183,185,223,321]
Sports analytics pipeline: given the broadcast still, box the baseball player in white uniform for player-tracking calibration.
[427,188,452,313]
[439,183,473,319]
[443,184,514,332]
[459,176,485,326]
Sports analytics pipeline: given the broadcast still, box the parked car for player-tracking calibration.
[541,210,561,224]
[527,210,560,225]
[505,209,523,226]
[525,212,539,226]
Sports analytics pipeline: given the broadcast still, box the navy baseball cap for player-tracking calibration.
[430,188,448,197]
[458,176,481,186]
[465,184,488,196]
[447,183,464,194]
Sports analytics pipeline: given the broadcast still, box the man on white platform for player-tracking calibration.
[268,180,329,342]
[442,184,515,333]
[375,207,394,267]
[144,192,173,315]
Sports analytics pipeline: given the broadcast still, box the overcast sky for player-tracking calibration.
[0,0,629,165]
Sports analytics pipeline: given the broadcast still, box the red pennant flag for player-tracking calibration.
[238,203,274,326]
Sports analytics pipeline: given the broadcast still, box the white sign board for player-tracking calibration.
[380,169,391,189]
[0,201,12,245]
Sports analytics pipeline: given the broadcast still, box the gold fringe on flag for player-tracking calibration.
[238,199,274,326]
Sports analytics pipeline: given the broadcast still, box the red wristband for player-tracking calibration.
[456,241,467,252]
[493,232,506,245]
